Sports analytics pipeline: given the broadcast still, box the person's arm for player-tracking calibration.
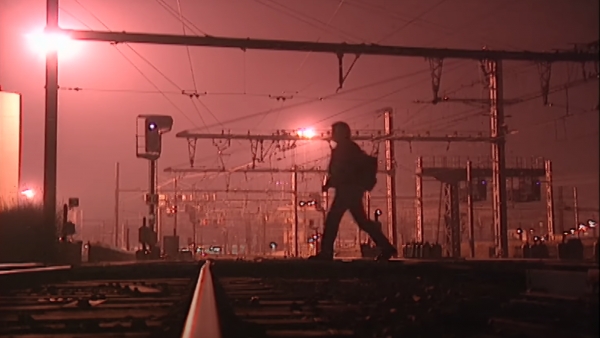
[322,165,331,191]
[327,146,358,187]
[323,148,338,190]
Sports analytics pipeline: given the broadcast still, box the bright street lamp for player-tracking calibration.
[26,30,80,59]
[298,128,316,139]
[21,189,36,200]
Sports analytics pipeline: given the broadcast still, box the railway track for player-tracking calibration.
[0,262,201,337]
[210,260,599,338]
[0,259,597,338]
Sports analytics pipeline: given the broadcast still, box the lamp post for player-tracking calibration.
[26,1,80,261]
[42,0,60,244]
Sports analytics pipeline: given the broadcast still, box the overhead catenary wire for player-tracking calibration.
[376,0,449,44]
[309,61,470,127]
[415,76,598,133]
[176,0,199,93]
[209,54,584,131]
[169,0,224,130]
[288,0,516,96]
[62,2,199,126]
[70,0,241,132]
[254,0,363,43]
[57,59,543,138]
[58,48,474,133]
[57,40,572,136]
[173,0,213,130]
[291,0,346,93]
[154,0,209,36]
[185,60,468,131]
[72,0,182,91]
[348,0,523,50]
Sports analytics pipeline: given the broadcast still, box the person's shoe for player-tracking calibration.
[375,248,397,261]
[307,252,334,261]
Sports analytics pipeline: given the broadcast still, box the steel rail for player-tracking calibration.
[0,263,43,270]
[0,265,72,289]
[0,265,71,276]
[181,261,222,338]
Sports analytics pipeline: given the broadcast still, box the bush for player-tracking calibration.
[0,203,59,263]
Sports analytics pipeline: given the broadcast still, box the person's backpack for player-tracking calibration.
[359,151,378,191]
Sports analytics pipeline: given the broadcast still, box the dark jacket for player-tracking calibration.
[326,140,364,189]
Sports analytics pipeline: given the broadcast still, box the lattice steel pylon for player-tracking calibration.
[442,182,461,258]
[415,157,424,243]
[416,156,548,259]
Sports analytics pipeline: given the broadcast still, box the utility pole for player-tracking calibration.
[557,186,565,232]
[482,59,509,258]
[573,187,579,227]
[262,213,268,255]
[360,192,372,245]
[114,162,120,247]
[125,221,130,251]
[545,160,556,237]
[321,174,329,253]
[415,157,424,242]
[149,159,158,240]
[42,0,59,259]
[190,184,197,253]
[173,175,178,236]
[383,109,398,250]
[466,160,475,258]
[243,195,252,256]
[365,192,371,217]
[291,166,299,257]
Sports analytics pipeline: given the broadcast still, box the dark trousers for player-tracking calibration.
[320,187,395,256]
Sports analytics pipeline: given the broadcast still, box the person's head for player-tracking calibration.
[331,121,351,142]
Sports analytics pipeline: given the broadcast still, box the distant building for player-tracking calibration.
[0,91,21,208]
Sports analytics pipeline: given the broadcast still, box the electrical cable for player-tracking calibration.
[190,60,467,131]
[294,0,345,75]
[376,0,449,44]
[291,0,347,94]
[169,0,227,129]
[309,61,469,127]
[254,0,362,42]
[56,87,431,104]
[72,1,182,91]
[176,0,199,93]
[346,0,523,50]
[62,3,199,126]
[154,0,209,36]
[58,58,468,132]
[64,1,537,134]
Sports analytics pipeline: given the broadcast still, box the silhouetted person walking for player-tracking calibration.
[310,122,397,261]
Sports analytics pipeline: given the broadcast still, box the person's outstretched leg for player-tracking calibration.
[347,190,397,259]
[311,194,347,260]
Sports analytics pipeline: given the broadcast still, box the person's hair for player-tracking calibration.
[331,121,351,139]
